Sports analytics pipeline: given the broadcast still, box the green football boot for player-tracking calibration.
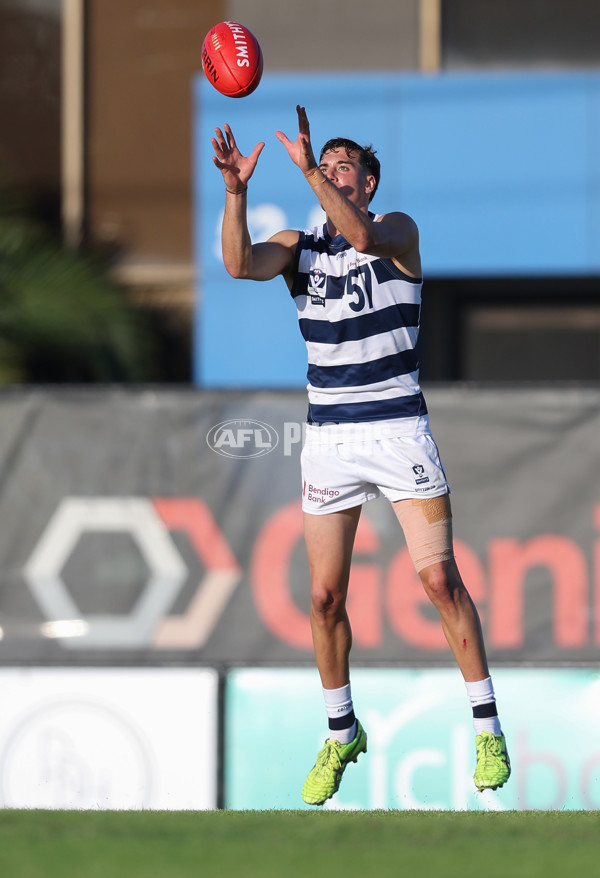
[302,720,367,806]
[474,730,511,791]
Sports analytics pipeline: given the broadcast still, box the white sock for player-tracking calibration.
[323,683,357,744]
[465,676,502,735]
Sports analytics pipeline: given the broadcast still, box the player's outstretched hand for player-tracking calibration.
[275,105,319,174]
[211,123,265,193]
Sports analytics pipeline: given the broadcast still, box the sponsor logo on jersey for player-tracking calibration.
[308,268,327,305]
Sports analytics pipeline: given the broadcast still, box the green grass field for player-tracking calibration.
[0,810,598,878]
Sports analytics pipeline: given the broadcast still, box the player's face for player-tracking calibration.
[318,148,375,207]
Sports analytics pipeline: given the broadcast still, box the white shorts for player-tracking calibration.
[301,415,449,515]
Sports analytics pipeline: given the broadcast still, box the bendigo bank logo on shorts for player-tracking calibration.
[412,464,430,486]
[207,419,279,458]
[303,480,341,504]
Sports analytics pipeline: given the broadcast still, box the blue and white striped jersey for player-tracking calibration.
[290,218,428,425]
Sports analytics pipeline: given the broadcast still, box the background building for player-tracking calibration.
[2,0,599,382]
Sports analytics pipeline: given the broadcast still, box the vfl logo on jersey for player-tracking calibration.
[307,268,327,306]
[412,464,430,486]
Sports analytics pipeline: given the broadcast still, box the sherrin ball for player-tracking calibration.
[201,21,263,98]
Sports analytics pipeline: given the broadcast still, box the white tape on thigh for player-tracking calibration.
[394,494,454,573]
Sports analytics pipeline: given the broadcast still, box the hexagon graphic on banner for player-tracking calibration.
[151,498,243,650]
[23,498,188,649]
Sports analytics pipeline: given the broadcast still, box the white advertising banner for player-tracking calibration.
[0,668,218,810]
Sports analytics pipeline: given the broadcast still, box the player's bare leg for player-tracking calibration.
[418,557,489,681]
[392,495,510,789]
[303,506,361,689]
[418,557,510,788]
[301,505,367,805]
[392,495,489,681]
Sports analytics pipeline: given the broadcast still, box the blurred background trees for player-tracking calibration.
[0,178,159,383]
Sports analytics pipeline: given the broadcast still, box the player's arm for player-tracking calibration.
[307,177,421,274]
[309,182,421,274]
[368,211,422,278]
[212,123,298,282]
[309,183,419,261]
[300,171,420,265]
[275,106,420,271]
[222,212,298,282]
[300,169,421,275]
[362,209,420,256]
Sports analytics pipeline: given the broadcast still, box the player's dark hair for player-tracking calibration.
[319,137,381,202]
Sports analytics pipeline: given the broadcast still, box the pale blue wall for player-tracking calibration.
[194,72,600,387]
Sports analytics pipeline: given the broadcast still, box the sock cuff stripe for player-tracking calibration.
[472,702,498,718]
[328,709,356,731]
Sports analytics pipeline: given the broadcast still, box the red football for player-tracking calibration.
[201,21,263,98]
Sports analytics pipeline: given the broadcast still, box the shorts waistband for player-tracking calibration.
[305,415,431,443]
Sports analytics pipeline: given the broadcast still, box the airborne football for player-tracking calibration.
[201,21,263,98]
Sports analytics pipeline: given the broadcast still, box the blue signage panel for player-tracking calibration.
[194,72,600,387]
